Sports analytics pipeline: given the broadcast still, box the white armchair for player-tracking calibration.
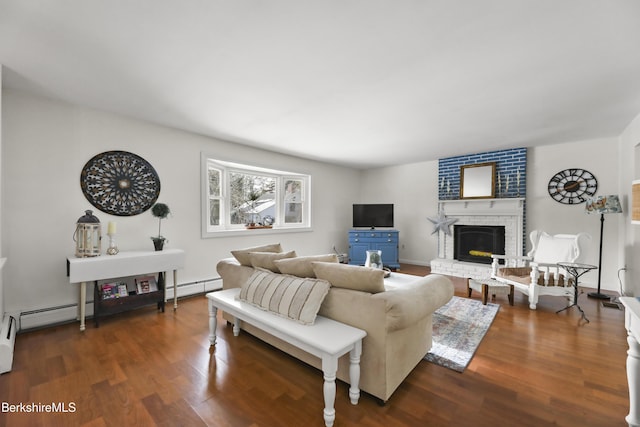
[490,230,591,310]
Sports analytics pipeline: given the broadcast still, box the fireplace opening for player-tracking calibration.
[454,225,505,264]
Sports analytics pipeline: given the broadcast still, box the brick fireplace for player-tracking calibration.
[430,198,525,279]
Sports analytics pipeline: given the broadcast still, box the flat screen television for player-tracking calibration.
[352,204,394,229]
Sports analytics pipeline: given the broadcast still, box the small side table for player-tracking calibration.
[556,262,597,323]
[467,278,514,305]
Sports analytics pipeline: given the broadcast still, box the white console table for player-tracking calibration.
[620,297,640,426]
[67,249,185,331]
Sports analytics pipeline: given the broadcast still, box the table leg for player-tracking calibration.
[321,356,338,427]
[79,281,86,332]
[208,300,217,347]
[173,269,178,310]
[349,341,362,405]
[555,278,589,323]
[481,284,488,305]
[627,333,640,427]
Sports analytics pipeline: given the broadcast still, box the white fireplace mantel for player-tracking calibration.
[438,198,525,216]
[431,198,525,279]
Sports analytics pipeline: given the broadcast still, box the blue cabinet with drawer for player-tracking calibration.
[348,229,399,269]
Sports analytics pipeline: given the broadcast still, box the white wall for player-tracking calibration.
[0,66,4,316]
[620,111,640,296]
[527,138,621,291]
[359,160,440,265]
[362,138,622,291]
[1,89,360,321]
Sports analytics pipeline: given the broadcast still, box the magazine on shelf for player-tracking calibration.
[116,283,129,298]
[101,283,117,300]
[136,275,158,294]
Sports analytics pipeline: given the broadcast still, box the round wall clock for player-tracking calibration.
[80,151,161,216]
[547,168,597,204]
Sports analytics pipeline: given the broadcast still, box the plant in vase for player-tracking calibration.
[244,191,262,227]
[365,250,383,269]
[151,202,170,250]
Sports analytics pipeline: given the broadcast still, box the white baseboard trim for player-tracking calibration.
[18,278,222,331]
[399,258,431,267]
[164,279,222,300]
[20,305,86,331]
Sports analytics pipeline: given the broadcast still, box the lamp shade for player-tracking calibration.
[633,181,640,224]
[585,195,622,215]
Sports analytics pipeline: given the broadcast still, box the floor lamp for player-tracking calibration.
[585,195,622,299]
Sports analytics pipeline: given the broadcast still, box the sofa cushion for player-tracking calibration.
[274,254,339,277]
[231,243,283,266]
[248,250,297,272]
[238,269,330,325]
[532,232,576,264]
[312,262,385,294]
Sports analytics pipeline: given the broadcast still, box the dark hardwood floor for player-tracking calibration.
[0,265,630,426]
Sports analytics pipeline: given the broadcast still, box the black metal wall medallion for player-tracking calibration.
[80,151,161,216]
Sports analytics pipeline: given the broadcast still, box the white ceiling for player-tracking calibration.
[1,1,640,169]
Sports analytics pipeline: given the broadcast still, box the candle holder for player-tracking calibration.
[106,233,119,255]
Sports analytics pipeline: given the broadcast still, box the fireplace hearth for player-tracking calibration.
[454,225,505,264]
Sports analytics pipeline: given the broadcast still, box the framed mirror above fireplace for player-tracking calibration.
[460,162,496,199]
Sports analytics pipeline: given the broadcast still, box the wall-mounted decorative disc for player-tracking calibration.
[80,151,160,216]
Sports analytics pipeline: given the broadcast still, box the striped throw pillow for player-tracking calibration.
[238,269,331,325]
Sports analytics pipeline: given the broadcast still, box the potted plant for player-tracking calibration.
[244,191,262,227]
[151,202,170,251]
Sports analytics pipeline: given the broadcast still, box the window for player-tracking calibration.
[202,155,311,236]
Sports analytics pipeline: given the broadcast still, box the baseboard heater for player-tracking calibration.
[0,314,17,374]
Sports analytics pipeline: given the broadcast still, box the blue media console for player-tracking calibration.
[348,229,400,269]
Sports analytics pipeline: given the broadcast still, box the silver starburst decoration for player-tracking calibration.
[427,211,458,236]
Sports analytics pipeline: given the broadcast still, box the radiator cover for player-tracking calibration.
[0,314,16,374]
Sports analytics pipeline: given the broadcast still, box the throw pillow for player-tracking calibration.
[311,262,385,293]
[238,269,331,325]
[274,254,339,278]
[533,233,577,264]
[231,243,283,266]
[248,250,297,272]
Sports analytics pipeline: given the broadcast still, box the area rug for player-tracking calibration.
[424,296,499,372]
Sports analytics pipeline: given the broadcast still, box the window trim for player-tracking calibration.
[201,153,312,238]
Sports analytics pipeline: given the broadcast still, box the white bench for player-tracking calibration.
[207,288,367,427]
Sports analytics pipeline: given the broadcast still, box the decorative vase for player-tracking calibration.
[364,250,383,269]
[152,237,166,251]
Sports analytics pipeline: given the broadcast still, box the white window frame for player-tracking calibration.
[201,153,312,237]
